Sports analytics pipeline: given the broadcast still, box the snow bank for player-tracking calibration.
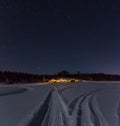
[0,87,27,96]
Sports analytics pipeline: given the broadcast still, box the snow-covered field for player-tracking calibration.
[0,82,120,126]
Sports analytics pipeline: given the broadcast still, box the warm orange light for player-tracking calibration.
[49,78,80,83]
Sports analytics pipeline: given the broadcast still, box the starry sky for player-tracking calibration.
[0,0,120,74]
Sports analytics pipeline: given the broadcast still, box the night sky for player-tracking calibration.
[0,0,120,74]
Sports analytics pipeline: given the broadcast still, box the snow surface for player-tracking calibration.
[0,82,120,126]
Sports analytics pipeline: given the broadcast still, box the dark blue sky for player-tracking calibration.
[0,0,120,74]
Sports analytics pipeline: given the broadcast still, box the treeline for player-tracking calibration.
[0,70,120,84]
[45,71,120,81]
[0,71,44,84]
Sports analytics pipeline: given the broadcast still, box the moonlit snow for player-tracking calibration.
[0,82,120,126]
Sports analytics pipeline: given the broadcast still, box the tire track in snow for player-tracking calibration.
[49,84,73,126]
[27,85,115,126]
[26,85,72,126]
[26,89,53,126]
[68,88,110,126]
[89,94,109,126]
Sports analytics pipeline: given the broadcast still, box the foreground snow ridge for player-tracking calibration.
[26,86,109,126]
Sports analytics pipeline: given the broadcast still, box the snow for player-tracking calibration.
[0,82,120,126]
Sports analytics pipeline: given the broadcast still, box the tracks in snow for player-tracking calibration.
[68,89,109,126]
[27,85,110,126]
